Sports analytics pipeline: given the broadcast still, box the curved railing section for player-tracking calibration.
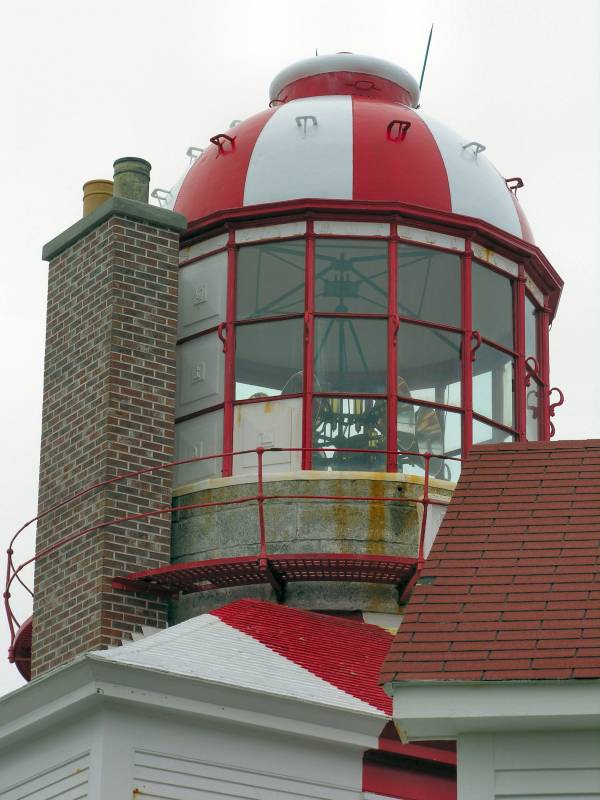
[5,446,460,680]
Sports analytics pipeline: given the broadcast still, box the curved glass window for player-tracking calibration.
[313,396,386,471]
[235,318,304,399]
[396,401,461,481]
[397,322,461,406]
[315,239,388,314]
[472,261,513,349]
[314,317,387,393]
[398,245,461,327]
[236,241,305,319]
[473,419,514,445]
[174,221,550,488]
[472,344,514,428]
[525,296,539,361]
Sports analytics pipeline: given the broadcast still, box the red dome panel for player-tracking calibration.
[175,108,276,224]
[352,99,451,210]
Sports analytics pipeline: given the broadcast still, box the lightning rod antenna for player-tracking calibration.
[418,24,434,93]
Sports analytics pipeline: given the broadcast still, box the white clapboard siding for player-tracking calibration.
[1,752,89,800]
[133,749,358,800]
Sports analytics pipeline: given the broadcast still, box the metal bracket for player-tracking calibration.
[210,133,236,153]
[259,558,287,603]
[471,330,482,361]
[506,176,524,195]
[186,146,204,164]
[548,386,564,437]
[217,322,228,353]
[462,141,486,156]
[150,188,173,208]
[296,115,318,136]
[387,120,411,141]
[525,356,540,385]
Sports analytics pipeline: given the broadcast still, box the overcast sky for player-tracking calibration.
[1,0,598,695]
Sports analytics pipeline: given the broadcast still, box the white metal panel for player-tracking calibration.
[235,221,306,243]
[314,221,390,237]
[472,243,519,277]
[178,250,227,339]
[174,410,224,488]
[420,113,522,238]
[269,52,420,107]
[525,274,545,306]
[2,751,89,800]
[423,501,449,558]
[397,224,465,251]
[244,96,353,206]
[180,233,229,264]
[176,336,224,416]
[232,398,302,475]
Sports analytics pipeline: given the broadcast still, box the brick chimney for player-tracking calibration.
[31,159,186,678]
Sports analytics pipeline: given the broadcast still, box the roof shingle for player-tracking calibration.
[381,440,600,683]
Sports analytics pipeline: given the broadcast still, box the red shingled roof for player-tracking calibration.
[213,599,393,713]
[381,440,600,683]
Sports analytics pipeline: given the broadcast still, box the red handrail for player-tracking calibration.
[5,446,461,664]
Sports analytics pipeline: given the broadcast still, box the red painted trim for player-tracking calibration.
[387,225,399,472]
[515,266,527,439]
[363,750,456,800]
[222,231,236,476]
[275,71,415,105]
[180,200,563,317]
[302,220,315,469]
[461,238,473,456]
[179,245,228,269]
[352,100,452,209]
[539,303,551,439]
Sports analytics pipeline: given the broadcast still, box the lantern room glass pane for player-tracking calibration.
[314,317,387,393]
[472,343,515,428]
[472,261,513,349]
[315,239,388,314]
[525,296,539,361]
[396,402,461,482]
[526,380,540,441]
[313,396,386,471]
[236,240,305,320]
[397,245,461,327]
[235,319,304,399]
[473,419,515,445]
[397,322,462,407]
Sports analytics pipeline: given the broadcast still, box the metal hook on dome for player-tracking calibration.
[387,120,411,141]
[150,188,173,208]
[229,120,242,128]
[295,115,318,136]
[506,177,524,196]
[210,133,236,154]
[462,141,486,157]
[186,146,204,165]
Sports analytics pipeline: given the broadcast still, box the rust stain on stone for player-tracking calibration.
[366,480,386,555]
[332,479,351,553]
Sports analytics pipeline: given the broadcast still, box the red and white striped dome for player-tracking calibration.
[173,53,533,242]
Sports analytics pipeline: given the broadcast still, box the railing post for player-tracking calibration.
[418,452,431,567]
[256,447,267,565]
